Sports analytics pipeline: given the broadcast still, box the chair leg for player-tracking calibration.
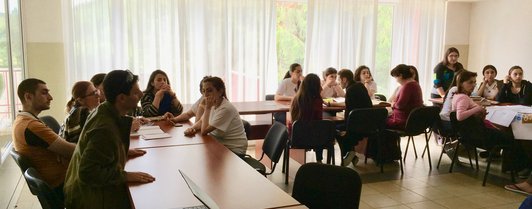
[483,149,494,186]
[411,136,418,158]
[466,148,474,169]
[404,136,411,161]
[474,148,479,170]
[421,129,432,158]
[436,136,448,169]
[424,131,432,170]
[398,138,404,175]
[284,147,289,185]
[449,141,461,173]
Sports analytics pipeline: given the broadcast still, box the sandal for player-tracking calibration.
[504,184,532,195]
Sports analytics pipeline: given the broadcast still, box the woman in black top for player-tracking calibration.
[431,47,464,98]
[497,66,532,106]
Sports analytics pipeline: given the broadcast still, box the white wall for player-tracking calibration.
[22,0,67,120]
[445,2,471,69]
[469,0,532,81]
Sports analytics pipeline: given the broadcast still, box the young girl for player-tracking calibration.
[184,77,248,155]
[320,67,345,98]
[275,63,303,101]
[290,74,324,162]
[61,81,101,143]
[141,69,183,117]
[354,65,377,98]
[432,47,464,98]
[496,66,532,105]
[474,65,503,100]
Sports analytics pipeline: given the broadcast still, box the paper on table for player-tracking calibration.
[486,110,518,127]
[138,125,160,131]
[142,133,171,140]
[333,97,345,103]
[139,128,165,135]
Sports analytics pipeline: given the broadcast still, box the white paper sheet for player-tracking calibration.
[142,133,171,140]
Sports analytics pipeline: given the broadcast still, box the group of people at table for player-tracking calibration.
[10,47,532,208]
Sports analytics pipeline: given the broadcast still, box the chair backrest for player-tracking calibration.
[346,108,388,136]
[39,116,61,134]
[265,94,275,101]
[9,147,32,174]
[404,106,440,135]
[241,119,251,140]
[449,112,486,148]
[24,168,64,209]
[262,122,288,164]
[292,163,362,209]
[374,93,387,102]
[290,120,335,149]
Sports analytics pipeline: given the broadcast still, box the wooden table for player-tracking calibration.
[130,121,210,149]
[126,141,302,209]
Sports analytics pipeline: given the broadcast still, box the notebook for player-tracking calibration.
[175,170,220,209]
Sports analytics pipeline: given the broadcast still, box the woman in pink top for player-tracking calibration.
[386,64,423,130]
[451,70,529,172]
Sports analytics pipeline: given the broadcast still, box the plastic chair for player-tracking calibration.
[24,168,64,209]
[449,112,515,186]
[388,106,440,169]
[39,116,61,134]
[9,147,32,174]
[242,122,288,176]
[374,93,387,102]
[292,163,362,209]
[283,120,336,184]
[347,108,402,174]
[434,117,477,170]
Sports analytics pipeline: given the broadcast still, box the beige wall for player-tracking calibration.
[469,0,532,81]
[22,0,67,120]
[445,2,471,69]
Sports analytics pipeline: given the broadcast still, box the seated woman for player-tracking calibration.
[290,74,325,163]
[166,76,211,125]
[61,81,101,143]
[354,65,377,98]
[387,64,423,130]
[474,65,503,100]
[389,65,419,103]
[141,69,184,117]
[497,66,532,105]
[274,63,303,124]
[320,67,345,98]
[184,77,248,156]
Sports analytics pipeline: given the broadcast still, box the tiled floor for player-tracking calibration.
[3,135,529,209]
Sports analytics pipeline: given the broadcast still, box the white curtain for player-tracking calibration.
[389,0,446,99]
[63,0,277,103]
[305,0,377,75]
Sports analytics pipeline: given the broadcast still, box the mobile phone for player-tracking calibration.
[173,123,183,127]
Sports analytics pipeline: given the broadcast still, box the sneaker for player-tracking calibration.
[342,151,356,167]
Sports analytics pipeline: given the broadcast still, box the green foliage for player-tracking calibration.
[375,5,393,94]
[276,2,307,81]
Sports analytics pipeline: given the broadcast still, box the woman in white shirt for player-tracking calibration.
[275,63,303,101]
[320,67,345,98]
[184,76,248,155]
[474,65,503,100]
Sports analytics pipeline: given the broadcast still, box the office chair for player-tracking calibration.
[292,163,362,209]
[24,168,64,209]
[39,115,61,134]
[242,122,288,176]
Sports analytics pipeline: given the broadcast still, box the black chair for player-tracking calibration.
[449,112,515,186]
[292,163,362,209]
[388,106,440,170]
[283,120,336,184]
[9,147,32,174]
[39,116,61,134]
[346,108,402,173]
[242,119,251,140]
[434,117,477,170]
[374,93,387,102]
[242,122,288,176]
[265,94,275,101]
[24,168,64,209]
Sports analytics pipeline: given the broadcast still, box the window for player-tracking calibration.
[374,3,394,95]
[276,1,307,81]
[0,0,24,161]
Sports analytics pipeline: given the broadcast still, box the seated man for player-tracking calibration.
[64,70,155,209]
[12,78,76,196]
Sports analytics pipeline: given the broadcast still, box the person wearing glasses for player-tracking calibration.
[141,69,184,117]
[65,70,154,209]
[274,63,304,125]
[60,81,101,143]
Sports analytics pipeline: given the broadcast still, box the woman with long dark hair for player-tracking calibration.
[290,73,324,162]
[141,69,183,117]
[431,47,463,98]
